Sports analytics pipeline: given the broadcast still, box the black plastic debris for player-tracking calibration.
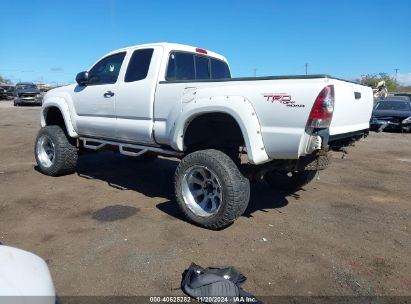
[181,263,260,303]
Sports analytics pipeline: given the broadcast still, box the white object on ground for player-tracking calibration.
[0,245,55,303]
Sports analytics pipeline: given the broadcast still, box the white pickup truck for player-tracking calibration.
[34,42,373,229]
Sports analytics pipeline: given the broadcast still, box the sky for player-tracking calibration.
[1,0,410,85]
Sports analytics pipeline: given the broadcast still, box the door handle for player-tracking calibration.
[104,91,115,98]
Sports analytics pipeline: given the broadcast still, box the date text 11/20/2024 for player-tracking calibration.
[149,296,258,302]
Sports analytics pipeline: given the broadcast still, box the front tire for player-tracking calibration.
[35,125,78,176]
[264,170,317,191]
[175,149,250,230]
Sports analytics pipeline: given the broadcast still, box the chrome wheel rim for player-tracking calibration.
[36,135,55,168]
[181,165,223,217]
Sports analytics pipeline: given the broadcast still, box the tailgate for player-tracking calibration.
[329,80,373,136]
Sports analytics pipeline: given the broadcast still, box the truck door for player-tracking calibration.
[72,52,126,138]
[114,47,161,144]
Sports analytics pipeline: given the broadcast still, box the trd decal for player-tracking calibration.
[263,94,305,108]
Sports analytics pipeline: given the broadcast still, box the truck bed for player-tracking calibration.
[160,74,353,84]
[155,74,373,159]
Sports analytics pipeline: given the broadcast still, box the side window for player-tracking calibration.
[88,52,126,85]
[195,56,210,80]
[125,48,154,82]
[210,58,231,79]
[166,52,195,80]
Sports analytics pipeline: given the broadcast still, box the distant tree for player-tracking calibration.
[0,75,12,84]
[359,73,398,91]
[397,85,411,93]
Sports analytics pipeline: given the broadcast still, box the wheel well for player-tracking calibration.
[184,113,245,154]
[45,107,66,132]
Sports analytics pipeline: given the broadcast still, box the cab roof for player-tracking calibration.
[106,42,228,63]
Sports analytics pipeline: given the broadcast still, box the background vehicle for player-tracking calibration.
[0,86,7,100]
[14,82,42,106]
[393,92,411,100]
[34,43,374,229]
[370,96,411,132]
[0,84,14,100]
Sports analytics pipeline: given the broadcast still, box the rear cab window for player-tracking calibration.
[166,52,195,80]
[210,58,231,79]
[166,51,230,81]
[195,56,210,80]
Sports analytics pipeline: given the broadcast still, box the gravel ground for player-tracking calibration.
[0,101,410,297]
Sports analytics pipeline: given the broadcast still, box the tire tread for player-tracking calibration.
[175,149,250,229]
[35,125,78,176]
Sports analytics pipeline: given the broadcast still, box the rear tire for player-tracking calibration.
[34,125,78,176]
[175,149,250,230]
[264,170,317,191]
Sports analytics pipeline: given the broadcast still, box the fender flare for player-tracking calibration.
[170,95,270,165]
[41,97,78,138]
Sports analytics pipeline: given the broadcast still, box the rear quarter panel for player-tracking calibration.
[154,77,330,161]
[250,78,330,159]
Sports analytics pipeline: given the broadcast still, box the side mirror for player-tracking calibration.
[76,71,89,86]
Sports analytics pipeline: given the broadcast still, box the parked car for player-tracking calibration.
[0,85,14,100]
[5,85,15,100]
[34,43,373,229]
[370,97,411,132]
[394,92,411,100]
[14,82,42,106]
[0,86,7,100]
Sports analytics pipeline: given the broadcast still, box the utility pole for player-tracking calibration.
[394,68,399,82]
[253,68,257,77]
[305,63,308,75]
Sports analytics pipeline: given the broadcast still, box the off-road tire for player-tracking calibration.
[34,125,78,176]
[264,170,317,191]
[175,149,250,230]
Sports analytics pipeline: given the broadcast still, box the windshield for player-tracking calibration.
[375,100,411,111]
[16,84,37,90]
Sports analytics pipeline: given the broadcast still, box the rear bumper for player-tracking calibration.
[327,129,369,150]
[244,150,332,181]
[329,129,368,142]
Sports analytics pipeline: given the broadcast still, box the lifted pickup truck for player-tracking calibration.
[34,43,373,229]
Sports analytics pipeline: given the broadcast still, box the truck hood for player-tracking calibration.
[43,84,76,99]
[47,84,75,94]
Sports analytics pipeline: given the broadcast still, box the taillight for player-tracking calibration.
[306,85,335,129]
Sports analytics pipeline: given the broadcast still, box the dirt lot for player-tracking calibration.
[0,100,410,297]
